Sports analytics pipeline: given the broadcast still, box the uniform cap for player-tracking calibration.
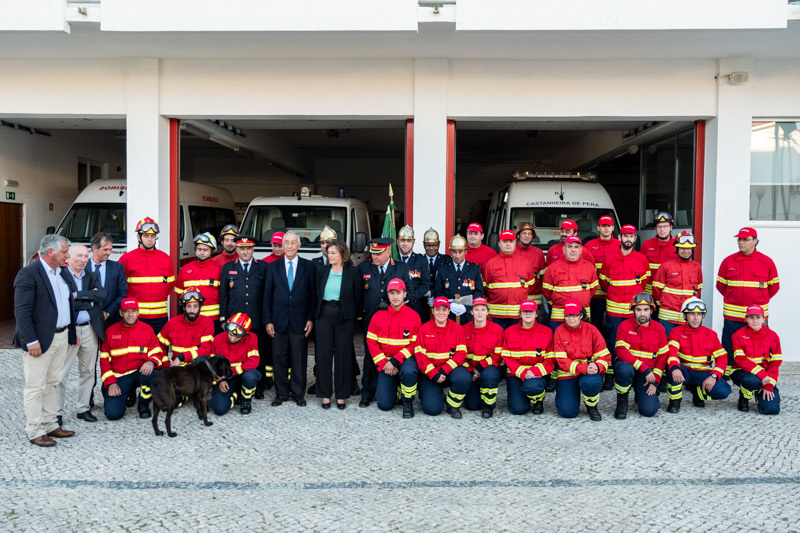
[226,313,252,335]
[423,227,440,244]
[219,224,239,238]
[120,298,138,311]
[734,227,757,239]
[398,225,415,240]
[620,224,637,235]
[472,297,488,308]
[271,232,285,245]
[386,278,406,292]
[235,236,256,247]
[560,220,578,231]
[745,304,765,317]
[520,300,538,313]
[680,296,707,314]
[467,223,483,233]
[449,234,467,251]
[369,238,393,253]
[674,230,697,248]
[179,290,205,305]
[564,236,582,245]
[193,232,217,250]
[630,292,655,311]
[563,299,583,316]
[598,215,614,226]
[499,230,516,241]
[319,226,336,242]
[433,296,450,308]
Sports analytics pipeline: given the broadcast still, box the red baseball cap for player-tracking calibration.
[564,236,582,245]
[745,304,765,316]
[472,297,488,308]
[467,223,483,233]
[271,232,284,244]
[734,227,758,239]
[386,278,406,292]
[433,296,450,308]
[499,230,516,241]
[620,224,637,235]
[563,299,582,315]
[598,216,614,226]
[560,220,578,231]
[120,298,139,311]
[520,300,538,313]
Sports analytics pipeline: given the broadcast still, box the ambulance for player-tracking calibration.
[485,171,620,254]
[239,188,371,264]
[48,179,236,262]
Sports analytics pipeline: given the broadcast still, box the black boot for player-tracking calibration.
[262,377,274,390]
[657,380,668,394]
[402,399,414,419]
[532,400,544,415]
[614,392,629,420]
[240,398,252,415]
[738,392,749,412]
[446,404,462,419]
[667,398,681,413]
[585,403,602,421]
[254,386,265,400]
[126,387,137,408]
[137,401,151,419]
[545,379,556,393]
[691,389,705,408]
[602,374,614,391]
[482,404,494,419]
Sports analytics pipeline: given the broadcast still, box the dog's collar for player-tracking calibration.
[203,359,221,381]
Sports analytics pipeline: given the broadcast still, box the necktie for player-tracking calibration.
[429,258,434,270]
[287,261,294,291]
[403,256,408,263]
[94,263,100,273]
[456,265,461,277]
[243,263,249,275]
[380,265,385,277]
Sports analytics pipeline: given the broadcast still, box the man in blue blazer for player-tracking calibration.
[14,235,78,447]
[264,232,317,406]
[89,232,127,328]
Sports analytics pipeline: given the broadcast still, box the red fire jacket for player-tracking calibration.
[212,250,238,267]
[100,320,165,387]
[667,324,727,379]
[598,250,650,318]
[652,258,703,324]
[462,320,504,371]
[265,252,285,264]
[552,321,610,379]
[545,242,595,267]
[614,317,669,383]
[366,304,421,371]
[483,252,537,319]
[174,259,223,321]
[716,251,780,321]
[584,237,621,299]
[119,247,175,319]
[211,331,260,376]
[501,322,555,380]
[157,314,215,365]
[415,319,468,379]
[541,258,598,321]
[514,243,546,303]
[641,236,675,293]
[732,325,782,392]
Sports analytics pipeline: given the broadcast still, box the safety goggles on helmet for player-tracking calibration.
[225,322,246,337]
[193,232,217,249]
[674,231,697,248]
[630,292,655,310]
[219,224,239,238]
[680,297,707,314]
[653,212,674,225]
[179,290,205,305]
[136,219,160,234]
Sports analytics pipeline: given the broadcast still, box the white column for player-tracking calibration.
[702,58,755,331]
[125,58,171,253]
[412,59,449,253]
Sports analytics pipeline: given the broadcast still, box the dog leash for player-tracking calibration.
[203,359,221,381]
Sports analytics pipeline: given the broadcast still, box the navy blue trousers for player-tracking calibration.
[555,375,603,418]
[418,366,472,416]
[376,357,419,411]
[612,360,660,417]
[463,366,502,411]
[667,364,731,401]
[731,370,780,415]
[211,369,261,416]
[102,370,156,420]
[506,375,547,415]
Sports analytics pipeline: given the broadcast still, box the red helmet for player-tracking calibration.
[226,313,252,336]
[135,217,160,234]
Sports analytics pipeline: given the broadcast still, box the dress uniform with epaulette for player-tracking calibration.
[396,225,432,323]
[433,234,484,324]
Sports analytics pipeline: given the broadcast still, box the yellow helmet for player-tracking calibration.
[449,234,467,251]
[398,225,415,240]
[319,225,337,242]
[674,231,697,248]
[423,228,440,244]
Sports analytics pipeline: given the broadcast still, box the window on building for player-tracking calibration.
[750,121,800,222]
[77,159,104,191]
[640,128,695,228]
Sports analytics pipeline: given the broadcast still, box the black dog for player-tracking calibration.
[151,355,233,437]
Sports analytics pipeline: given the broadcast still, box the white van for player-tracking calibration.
[49,179,237,263]
[486,171,621,253]
[240,191,371,264]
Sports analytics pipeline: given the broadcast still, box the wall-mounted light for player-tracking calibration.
[716,72,750,85]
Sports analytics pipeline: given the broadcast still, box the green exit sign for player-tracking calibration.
[5,192,14,200]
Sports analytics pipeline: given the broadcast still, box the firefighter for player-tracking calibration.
[218,235,273,397]
[730,304,781,415]
[433,234,484,324]
[612,293,668,419]
[311,225,337,269]
[414,297,472,418]
[598,224,650,389]
[209,313,261,416]
[552,299,610,421]
[396,225,431,322]
[716,227,780,375]
[542,236,598,329]
[174,233,223,328]
[545,220,595,267]
[652,231,703,337]
[99,297,165,420]
[483,230,536,329]
[118,217,175,335]
[641,212,675,295]
[264,232,285,263]
[501,300,555,416]
[665,297,731,413]
[584,215,621,332]
[213,224,239,267]
[514,221,546,306]
[366,278,421,418]
[461,297,504,418]
[422,227,451,295]
[157,291,215,366]
[358,238,411,407]
[464,222,497,272]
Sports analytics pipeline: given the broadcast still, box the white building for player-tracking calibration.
[1,0,798,356]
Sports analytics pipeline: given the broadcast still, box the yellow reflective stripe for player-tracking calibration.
[486,281,532,289]
[723,302,769,319]
[184,279,221,288]
[549,306,591,321]
[768,277,780,285]
[652,281,666,290]
[648,263,661,270]
[724,280,765,288]
[502,350,548,358]
[127,276,176,283]
[606,300,632,315]
[549,280,598,292]
[716,275,728,285]
[201,335,214,343]
[594,348,610,359]
[156,333,169,345]
[174,287,186,295]
[200,305,220,315]
[662,287,697,296]
[606,278,646,287]
[658,308,685,322]
[569,360,579,374]
[103,368,137,381]
[629,349,659,359]
[488,303,522,317]
[615,340,630,350]
[139,308,168,316]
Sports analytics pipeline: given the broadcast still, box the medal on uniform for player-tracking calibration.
[229,280,234,288]
[364,282,369,290]
[445,279,450,289]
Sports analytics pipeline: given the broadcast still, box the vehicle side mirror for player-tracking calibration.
[46,226,55,235]
[353,232,367,253]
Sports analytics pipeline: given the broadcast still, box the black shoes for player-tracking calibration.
[402,399,414,418]
[77,411,98,422]
[126,389,137,408]
[321,401,331,410]
[254,388,265,400]
[532,400,544,415]
[482,405,494,419]
[738,392,749,412]
[602,374,615,391]
[667,399,681,413]
[585,403,602,422]
[240,399,252,415]
[545,379,556,393]
[271,398,284,407]
[359,397,371,408]
[295,398,307,407]
[691,389,705,408]
[137,402,151,419]
[657,380,668,394]
[263,377,274,390]
[307,383,317,395]
[614,392,629,420]
[446,404,462,419]
[336,402,346,410]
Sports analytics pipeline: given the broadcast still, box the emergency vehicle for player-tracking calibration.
[485,171,621,255]
[239,187,371,264]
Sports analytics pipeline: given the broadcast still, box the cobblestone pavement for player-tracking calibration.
[2,347,799,532]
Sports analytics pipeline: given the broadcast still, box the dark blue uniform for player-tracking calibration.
[425,254,451,293]
[358,258,411,403]
[433,260,484,323]
[311,256,326,270]
[398,252,431,323]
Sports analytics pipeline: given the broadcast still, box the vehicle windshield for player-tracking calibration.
[510,207,618,251]
[240,205,347,249]
[56,202,126,245]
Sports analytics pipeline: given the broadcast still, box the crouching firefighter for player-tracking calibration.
[210,313,261,416]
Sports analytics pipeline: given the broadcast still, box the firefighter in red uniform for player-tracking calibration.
[730,304,781,415]
[514,222,546,306]
[651,231,702,337]
[598,224,650,389]
[366,278,421,418]
[464,222,497,272]
[552,299,610,421]
[119,217,175,335]
[157,291,215,366]
[212,224,239,267]
[584,215,621,332]
[100,297,165,420]
[415,297,472,418]
[209,313,261,416]
[545,220,595,267]
[501,300,555,416]
[665,297,731,413]
[716,227,780,374]
[484,230,537,329]
[641,212,675,295]
[174,233,223,329]
[264,232,285,263]
[612,293,668,419]
[542,236,598,329]
[461,297,504,418]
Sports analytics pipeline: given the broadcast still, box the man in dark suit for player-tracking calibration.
[13,234,78,447]
[57,244,106,424]
[264,231,317,407]
[89,232,127,328]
